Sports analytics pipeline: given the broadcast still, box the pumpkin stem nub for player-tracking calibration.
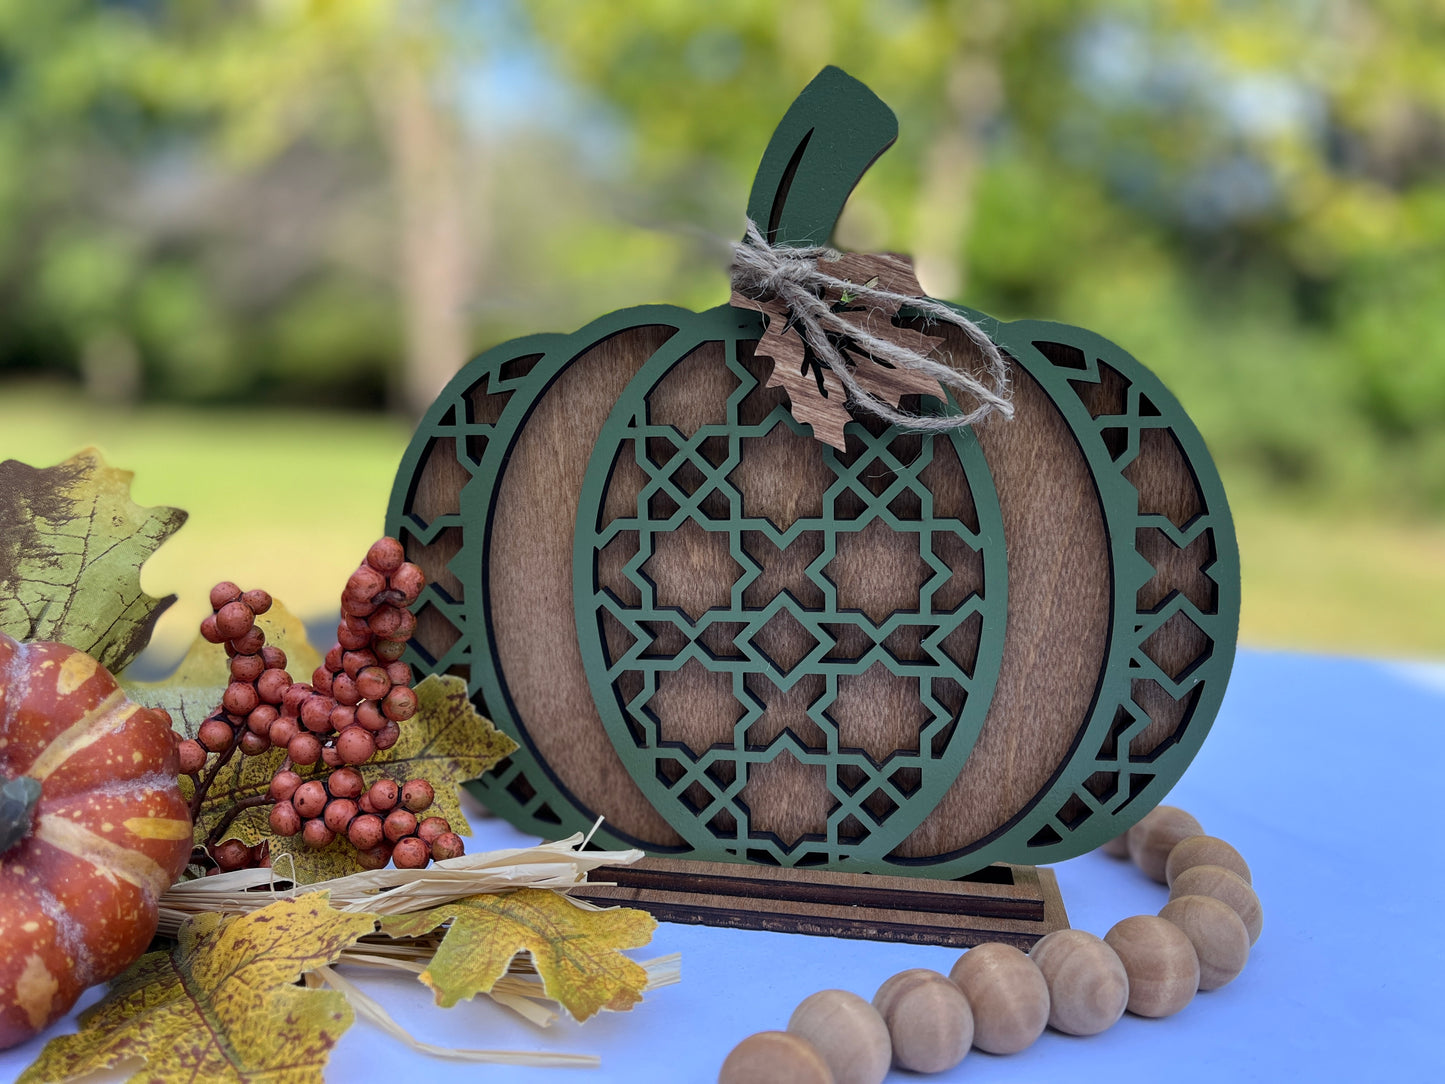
[744,66,898,249]
[0,776,43,854]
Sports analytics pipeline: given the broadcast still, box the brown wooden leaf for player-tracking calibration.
[17,892,376,1084]
[379,888,656,1022]
[733,251,947,450]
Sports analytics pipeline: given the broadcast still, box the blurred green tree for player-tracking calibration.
[523,0,1445,513]
[1,0,1443,518]
[0,0,482,414]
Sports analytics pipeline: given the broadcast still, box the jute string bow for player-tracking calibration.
[730,220,1013,440]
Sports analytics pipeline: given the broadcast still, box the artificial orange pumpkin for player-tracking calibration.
[0,631,192,1050]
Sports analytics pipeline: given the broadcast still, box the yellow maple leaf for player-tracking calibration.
[18,892,376,1084]
[379,889,656,1021]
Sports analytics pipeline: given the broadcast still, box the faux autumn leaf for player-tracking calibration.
[121,597,323,739]
[18,892,376,1084]
[192,673,516,882]
[732,251,946,451]
[380,888,656,1021]
[0,448,186,673]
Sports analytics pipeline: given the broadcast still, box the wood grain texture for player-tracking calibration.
[1028,928,1129,1036]
[947,942,1050,1055]
[1104,914,1199,1018]
[871,969,972,1074]
[488,324,683,846]
[892,352,1110,858]
[788,989,893,1084]
[1157,894,1249,990]
[719,1032,835,1084]
[570,857,1069,950]
[463,317,1210,862]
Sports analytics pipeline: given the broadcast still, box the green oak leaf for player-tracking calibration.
[0,448,186,673]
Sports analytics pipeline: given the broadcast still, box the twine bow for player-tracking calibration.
[730,220,1013,444]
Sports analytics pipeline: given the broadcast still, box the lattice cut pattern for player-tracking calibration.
[1020,334,1234,862]
[575,339,1008,866]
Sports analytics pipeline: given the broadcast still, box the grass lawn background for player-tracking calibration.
[3,383,1441,667]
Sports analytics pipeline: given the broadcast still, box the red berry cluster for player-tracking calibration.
[268,769,463,869]
[178,537,465,873]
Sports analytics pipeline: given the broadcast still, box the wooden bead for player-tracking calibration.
[1099,833,1131,858]
[948,943,1049,1054]
[1170,864,1263,945]
[788,989,891,1084]
[872,969,972,1073]
[1159,894,1250,990]
[1165,834,1252,886]
[719,1031,834,1084]
[1104,915,1199,1018]
[1126,805,1203,883]
[1028,929,1129,1036]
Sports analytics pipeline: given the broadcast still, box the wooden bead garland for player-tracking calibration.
[947,942,1049,1054]
[872,969,973,1073]
[1158,894,1250,990]
[1165,834,1252,886]
[720,808,1261,1077]
[718,1030,835,1084]
[787,989,892,1084]
[1127,805,1204,884]
[1170,864,1263,945]
[1028,929,1130,1035]
[1104,915,1199,1018]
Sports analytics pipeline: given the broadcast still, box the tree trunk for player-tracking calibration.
[375,48,474,419]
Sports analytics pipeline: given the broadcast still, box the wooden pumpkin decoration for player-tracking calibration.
[386,68,1238,879]
[0,632,193,1050]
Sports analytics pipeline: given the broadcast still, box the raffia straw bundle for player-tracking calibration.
[158,831,681,1068]
[158,832,643,931]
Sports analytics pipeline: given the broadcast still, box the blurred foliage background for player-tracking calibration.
[0,0,1441,659]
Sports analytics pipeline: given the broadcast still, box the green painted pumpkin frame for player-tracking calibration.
[386,67,1239,877]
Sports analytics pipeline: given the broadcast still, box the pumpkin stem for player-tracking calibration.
[744,66,898,249]
[0,775,43,854]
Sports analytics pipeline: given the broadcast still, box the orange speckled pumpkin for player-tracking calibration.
[0,631,192,1050]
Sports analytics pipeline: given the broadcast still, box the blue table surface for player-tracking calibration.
[3,646,1442,1083]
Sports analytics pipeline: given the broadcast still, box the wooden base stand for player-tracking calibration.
[571,858,1070,950]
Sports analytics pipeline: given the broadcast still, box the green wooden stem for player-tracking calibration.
[744,66,898,248]
[0,775,42,854]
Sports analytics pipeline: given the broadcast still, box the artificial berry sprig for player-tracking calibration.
[177,536,466,873]
[267,769,463,869]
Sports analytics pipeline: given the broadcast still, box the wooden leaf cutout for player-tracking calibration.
[265,673,517,882]
[379,888,657,1021]
[732,251,946,450]
[0,448,186,673]
[18,893,376,1084]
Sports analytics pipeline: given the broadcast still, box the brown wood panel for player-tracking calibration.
[476,320,1206,862]
[488,325,683,846]
[893,350,1111,857]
